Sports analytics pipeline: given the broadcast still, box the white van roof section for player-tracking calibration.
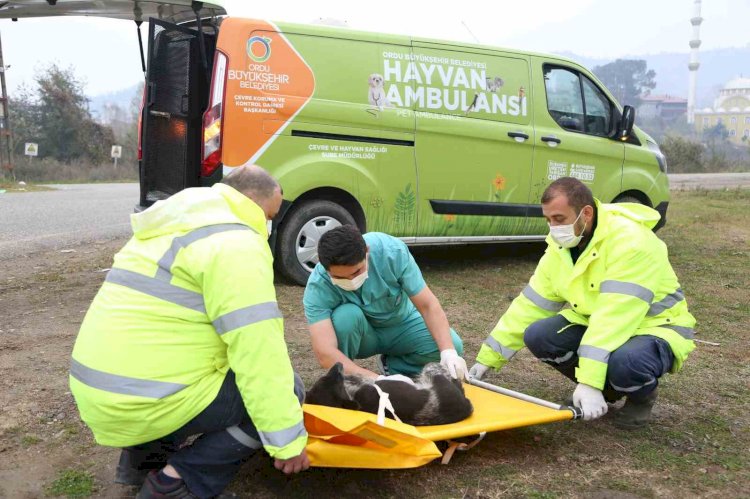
[0,0,226,24]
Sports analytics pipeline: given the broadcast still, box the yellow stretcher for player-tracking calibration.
[303,378,582,469]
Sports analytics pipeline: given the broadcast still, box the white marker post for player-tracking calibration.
[24,142,38,164]
[111,145,122,169]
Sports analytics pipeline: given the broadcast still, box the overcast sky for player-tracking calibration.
[0,0,747,97]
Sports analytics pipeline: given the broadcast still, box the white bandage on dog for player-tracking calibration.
[372,383,402,426]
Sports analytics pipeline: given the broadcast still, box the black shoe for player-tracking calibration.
[613,389,658,429]
[136,471,198,499]
[115,448,169,487]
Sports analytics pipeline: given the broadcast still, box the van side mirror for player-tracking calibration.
[619,105,635,141]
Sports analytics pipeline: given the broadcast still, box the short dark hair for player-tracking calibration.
[541,177,594,212]
[318,225,366,269]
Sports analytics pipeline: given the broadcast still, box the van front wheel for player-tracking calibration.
[276,200,357,285]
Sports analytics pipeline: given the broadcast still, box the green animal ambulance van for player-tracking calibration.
[0,1,671,285]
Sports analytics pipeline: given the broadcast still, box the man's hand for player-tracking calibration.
[468,362,490,380]
[572,383,608,421]
[440,349,468,380]
[274,450,310,475]
[376,374,416,385]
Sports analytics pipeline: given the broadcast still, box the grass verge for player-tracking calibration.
[46,469,96,498]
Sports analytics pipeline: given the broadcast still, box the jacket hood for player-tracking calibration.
[599,200,661,230]
[130,184,267,239]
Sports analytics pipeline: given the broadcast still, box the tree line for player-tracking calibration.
[9,63,140,166]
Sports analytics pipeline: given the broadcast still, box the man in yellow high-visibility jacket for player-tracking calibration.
[469,177,696,428]
[70,166,308,499]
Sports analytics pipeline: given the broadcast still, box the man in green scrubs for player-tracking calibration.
[303,225,467,380]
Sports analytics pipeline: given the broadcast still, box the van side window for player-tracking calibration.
[544,67,584,131]
[581,76,612,136]
[544,66,612,137]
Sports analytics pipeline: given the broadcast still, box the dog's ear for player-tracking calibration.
[306,364,351,408]
[327,362,345,382]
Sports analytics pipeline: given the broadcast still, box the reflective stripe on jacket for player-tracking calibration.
[70,183,306,459]
[476,200,696,389]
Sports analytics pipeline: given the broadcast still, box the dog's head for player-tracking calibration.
[305,362,360,410]
[368,73,384,88]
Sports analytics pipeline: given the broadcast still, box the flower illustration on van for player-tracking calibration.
[493,174,507,191]
[247,36,272,63]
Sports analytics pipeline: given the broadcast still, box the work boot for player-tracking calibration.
[613,389,658,429]
[115,451,167,487]
[136,471,198,499]
[115,446,174,486]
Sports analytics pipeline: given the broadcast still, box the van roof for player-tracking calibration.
[270,19,586,69]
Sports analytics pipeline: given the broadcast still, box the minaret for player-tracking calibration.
[687,0,703,124]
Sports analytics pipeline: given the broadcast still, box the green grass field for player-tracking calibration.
[252,188,749,498]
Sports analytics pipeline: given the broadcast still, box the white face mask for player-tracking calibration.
[331,264,368,292]
[549,210,586,248]
[266,220,273,237]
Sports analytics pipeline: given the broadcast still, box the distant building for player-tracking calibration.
[638,94,687,121]
[694,77,750,145]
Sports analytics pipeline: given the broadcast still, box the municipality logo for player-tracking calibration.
[247,36,272,63]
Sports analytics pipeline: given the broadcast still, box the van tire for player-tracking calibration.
[613,194,642,204]
[276,200,357,286]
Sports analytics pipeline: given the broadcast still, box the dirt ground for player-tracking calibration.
[1,189,748,498]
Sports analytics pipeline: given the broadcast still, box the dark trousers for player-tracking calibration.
[118,370,305,498]
[523,315,674,402]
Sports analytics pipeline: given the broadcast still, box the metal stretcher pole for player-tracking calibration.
[467,377,584,420]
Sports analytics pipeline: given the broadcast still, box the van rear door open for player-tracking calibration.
[140,19,216,207]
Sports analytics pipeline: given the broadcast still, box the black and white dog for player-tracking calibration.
[306,362,473,426]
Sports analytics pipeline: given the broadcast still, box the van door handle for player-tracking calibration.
[541,135,561,145]
[149,110,171,119]
[507,131,529,141]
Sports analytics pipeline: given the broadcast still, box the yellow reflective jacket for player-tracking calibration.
[477,200,696,390]
[70,183,306,459]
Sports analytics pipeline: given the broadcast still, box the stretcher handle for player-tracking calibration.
[466,376,584,420]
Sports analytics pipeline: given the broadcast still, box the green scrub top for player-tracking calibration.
[303,232,427,328]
